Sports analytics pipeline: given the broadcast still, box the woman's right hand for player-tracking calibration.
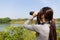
[33,11,38,17]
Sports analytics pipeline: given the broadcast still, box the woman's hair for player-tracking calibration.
[49,20,57,40]
[37,7,53,24]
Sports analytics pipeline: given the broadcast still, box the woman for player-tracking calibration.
[37,7,57,40]
[23,7,56,40]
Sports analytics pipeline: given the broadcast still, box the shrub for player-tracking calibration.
[0,26,36,40]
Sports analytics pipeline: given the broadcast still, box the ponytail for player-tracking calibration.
[49,20,57,40]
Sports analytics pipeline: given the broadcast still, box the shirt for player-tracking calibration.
[23,16,50,40]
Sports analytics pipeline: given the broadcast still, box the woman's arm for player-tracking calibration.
[23,11,38,31]
[23,16,35,31]
[23,16,50,33]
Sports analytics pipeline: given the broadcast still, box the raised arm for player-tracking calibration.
[23,16,35,31]
[23,11,38,31]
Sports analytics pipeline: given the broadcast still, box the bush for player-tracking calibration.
[0,26,36,40]
[0,17,11,23]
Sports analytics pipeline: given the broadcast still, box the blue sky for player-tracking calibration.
[0,0,60,19]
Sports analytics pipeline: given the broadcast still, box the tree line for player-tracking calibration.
[0,17,11,23]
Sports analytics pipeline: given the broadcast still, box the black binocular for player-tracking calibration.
[29,11,34,15]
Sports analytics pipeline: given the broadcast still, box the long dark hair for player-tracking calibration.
[37,7,57,40]
[37,7,53,24]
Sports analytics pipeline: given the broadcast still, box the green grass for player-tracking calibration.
[56,28,60,40]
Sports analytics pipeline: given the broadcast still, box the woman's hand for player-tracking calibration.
[33,11,38,17]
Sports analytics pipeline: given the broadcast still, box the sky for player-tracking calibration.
[0,0,60,19]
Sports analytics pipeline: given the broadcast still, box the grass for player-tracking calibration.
[56,28,60,40]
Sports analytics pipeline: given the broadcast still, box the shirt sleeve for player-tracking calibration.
[23,16,35,31]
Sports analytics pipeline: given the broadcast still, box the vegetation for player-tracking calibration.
[55,18,60,23]
[10,18,60,24]
[56,28,60,40]
[0,26,36,40]
[0,17,60,24]
[0,26,60,40]
[0,17,11,23]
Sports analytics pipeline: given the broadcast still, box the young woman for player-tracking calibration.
[37,7,57,40]
[23,7,57,40]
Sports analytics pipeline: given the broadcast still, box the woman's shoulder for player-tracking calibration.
[33,23,50,27]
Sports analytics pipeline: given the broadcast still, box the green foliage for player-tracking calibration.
[0,26,36,40]
[23,30,36,40]
[56,28,60,40]
[55,18,60,22]
[0,17,11,23]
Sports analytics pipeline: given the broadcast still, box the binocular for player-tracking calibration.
[29,11,34,15]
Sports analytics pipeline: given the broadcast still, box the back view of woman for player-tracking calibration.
[43,7,57,40]
[37,7,57,40]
